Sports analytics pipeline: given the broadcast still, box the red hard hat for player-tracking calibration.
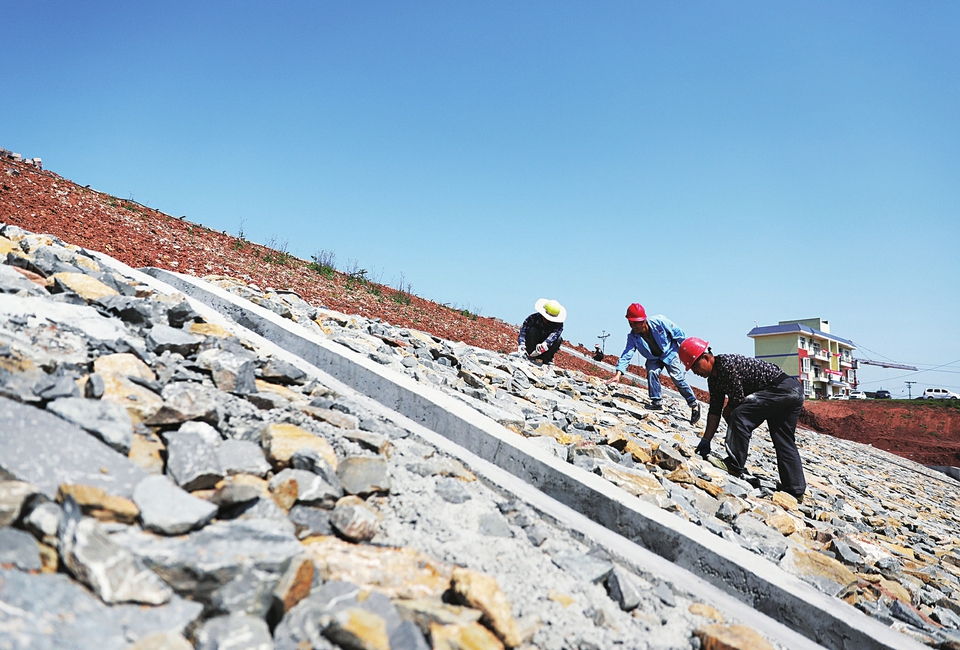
[679,337,709,370]
[625,303,647,322]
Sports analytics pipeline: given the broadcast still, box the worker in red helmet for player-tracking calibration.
[605,303,700,424]
[680,337,807,502]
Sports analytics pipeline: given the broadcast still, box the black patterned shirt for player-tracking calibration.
[707,354,786,416]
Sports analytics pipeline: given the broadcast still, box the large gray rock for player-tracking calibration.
[146,382,221,425]
[261,357,307,385]
[329,501,378,542]
[133,475,218,535]
[194,613,273,650]
[270,468,342,507]
[0,293,129,344]
[0,568,201,650]
[112,519,304,617]
[60,508,173,605]
[606,566,644,611]
[0,263,42,293]
[337,457,390,496]
[162,431,223,491]
[196,347,257,394]
[145,325,202,356]
[0,526,42,570]
[217,439,272,477]
[46,396,134,454]
[0,479,40,526]
[733,514,790,562]
[550,549,614,584]
[0,397,147,499]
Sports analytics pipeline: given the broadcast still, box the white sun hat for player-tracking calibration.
[535,298,567,323]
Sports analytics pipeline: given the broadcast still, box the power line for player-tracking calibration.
[856,357,960,385]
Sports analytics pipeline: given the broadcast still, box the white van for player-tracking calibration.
[921,388,960,400]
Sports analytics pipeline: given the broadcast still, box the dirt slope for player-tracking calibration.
[801,399,960,466]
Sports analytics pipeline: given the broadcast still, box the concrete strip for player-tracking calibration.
[134,265,922,650]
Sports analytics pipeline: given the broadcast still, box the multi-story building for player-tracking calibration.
[747,318,857,399]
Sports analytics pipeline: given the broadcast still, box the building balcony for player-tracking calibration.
[812,350,830,361]
[840,358,852,367]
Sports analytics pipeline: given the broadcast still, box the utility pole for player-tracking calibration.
[905,381,916,399]
[598,330,610,354]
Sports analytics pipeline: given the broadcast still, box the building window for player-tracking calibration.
[802,358,811,372]
[803,380,812,394]
[799,337,807,350]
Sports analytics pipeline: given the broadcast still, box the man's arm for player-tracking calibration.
[606,335,636,384]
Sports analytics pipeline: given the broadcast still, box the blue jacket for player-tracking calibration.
[615,315,686,373]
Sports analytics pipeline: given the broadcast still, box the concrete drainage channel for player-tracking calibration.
[137,265,920,650]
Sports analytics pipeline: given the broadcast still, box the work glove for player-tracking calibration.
[695,437,711,459]
[534,342,549,356]
[517,345,526,357]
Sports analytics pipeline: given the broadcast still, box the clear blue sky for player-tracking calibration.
[5,2,959,396]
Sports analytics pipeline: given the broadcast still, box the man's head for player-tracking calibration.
[629,320,650,336]
[691,353,715,378]
[679,337,712,375]
[625,303,648,335]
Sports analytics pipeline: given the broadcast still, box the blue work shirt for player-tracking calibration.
[615,315,686,373]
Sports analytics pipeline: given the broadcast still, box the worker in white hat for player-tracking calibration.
[518,299,566,364]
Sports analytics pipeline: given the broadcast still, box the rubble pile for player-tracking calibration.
[0,224,780,649]
[204,275,960,648]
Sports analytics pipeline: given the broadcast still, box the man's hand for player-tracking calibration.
[535,342,549,356]
[695,437,711,459]
[517,345,526,356]
[604,371,622,385]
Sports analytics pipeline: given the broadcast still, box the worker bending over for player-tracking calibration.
[681,337,807,502]
[605,303,700,424]
[518,299,566,364]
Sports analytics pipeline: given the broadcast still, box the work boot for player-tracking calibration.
[646,400,663,411]
[775,483,805,504]
[708,455,742,478]
[689,403,701,425]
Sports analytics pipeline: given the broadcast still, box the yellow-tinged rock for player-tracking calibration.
[780,548,857,594]
[255,379,305,403]
[764,513,799,536]
[534,422,581,445]
[261,422,338,470]
[72,255,101,272]
[694,624,774,650]
[547,590,575,608]
[880,542,916,560]
[451,567,521,648]
[695,478,724,498]
[38,543,58,573]
[273,555,316,614]
[270,475,299,513]
[430,622,505,650]
[99,375,164,422]
[325,608,389,650]
[303,536,452,600]
[665,466,695,485]
[878,578,913,604]
[394,599,483,631]
[689,603,724,623]
[51,272,118,301]
[771,491,799,511]
[94,353,156,380]
[128,435,165,474]
[0,236,25,256]
[57,484,139,524]
[598,465,667,498]
[190,322,232,338]
[623,440,652,464]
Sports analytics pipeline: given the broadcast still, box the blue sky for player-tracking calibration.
[5,2,959,395]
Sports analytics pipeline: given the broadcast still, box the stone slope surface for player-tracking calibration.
[0,223,798,650]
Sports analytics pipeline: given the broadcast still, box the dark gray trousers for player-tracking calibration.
[724,377,807,495]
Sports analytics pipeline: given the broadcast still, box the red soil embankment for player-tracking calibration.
[801,400,960,466]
